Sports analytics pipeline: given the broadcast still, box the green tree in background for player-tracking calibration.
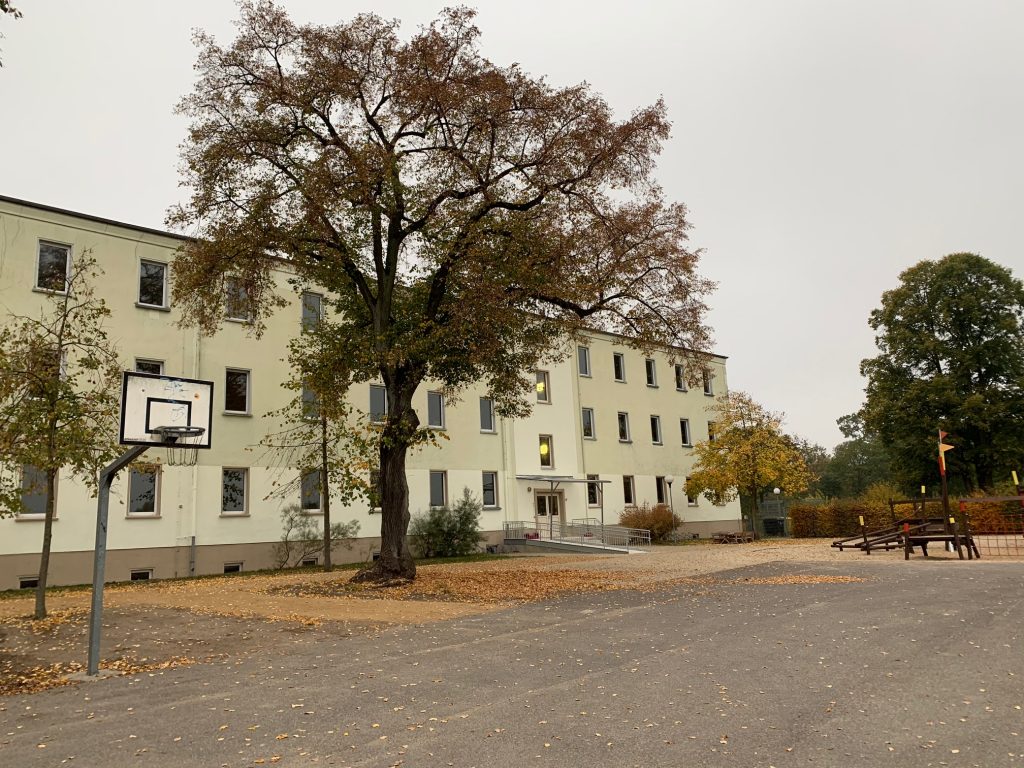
[0,253,121,618]
[858,253,1024,493]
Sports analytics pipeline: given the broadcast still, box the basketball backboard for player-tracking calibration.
[119,371,214,448]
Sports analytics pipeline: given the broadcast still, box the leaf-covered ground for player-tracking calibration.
[0,542,901,697]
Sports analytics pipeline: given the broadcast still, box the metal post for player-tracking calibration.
[87,444,148,676]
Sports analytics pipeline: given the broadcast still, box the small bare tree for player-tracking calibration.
[0,252,121,617]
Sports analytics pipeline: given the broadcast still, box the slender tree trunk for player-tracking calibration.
[352,374,419,583]
[34,467,57,619]
[749,484,761,540]
[321,413,333,572]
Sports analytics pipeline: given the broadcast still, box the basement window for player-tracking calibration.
[130,569,153,581]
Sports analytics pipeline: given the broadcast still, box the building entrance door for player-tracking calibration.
[535,492,562,538]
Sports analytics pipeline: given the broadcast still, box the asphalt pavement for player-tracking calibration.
[1,558,1022,767]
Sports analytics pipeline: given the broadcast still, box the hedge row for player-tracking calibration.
[789,501,894,539]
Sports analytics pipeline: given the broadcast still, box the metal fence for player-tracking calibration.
[504,520,651,551]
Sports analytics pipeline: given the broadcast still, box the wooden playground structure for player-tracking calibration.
[832,491,1024,560]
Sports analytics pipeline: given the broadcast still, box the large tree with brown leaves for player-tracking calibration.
[169,2,714,581]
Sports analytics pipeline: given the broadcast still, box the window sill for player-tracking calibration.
[579,373,592,378]
[676,388,688,393]
[32,286,69,296]
[135,302,171,313]
[682,443,693,448]
[614,379,626,384]
[15,515,52,522]
[483,505,502,511]
[300,509,323,516]
[704,392,715,397]
[220,512,250,518]
[427,425,447,431]
[480,429,497,435]
[225,316,253,324]
[223,410,252,417]
[646,384,658,389]
[126,514,161,519]
[618,439,632,444]
[368,508,382,515]
[652,442,663,446]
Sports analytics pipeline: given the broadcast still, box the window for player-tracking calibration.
[645,359,657,387]
[222,468,248,514]
[708,421,716,442]
[482,471,498,507]
[128,465,159,516]
[539,435,554,468]
[650,415,662,445]
[225,368,250,413]
[301,383,319,420]
[369,468,382,510]
[577,346,591,377]
[613,352,626,382]
[301,470,321,512]
[19,576,39,589]
[617,412,631,442]
[686,476,698,506]
[581,407,596,439]
[138,260,168,308]
[301,557,318,567]
[479,397,495,432]
[623,475,635,505]
[675,364,687,392]
[369,384,388,423]
[656,476,667,505]
[703,370,714,396]
[223,562,242,574]
[130,569,153,581]
[587,474,600,507]
[429,471,447,507]
[36,241,70,292]
[535,370,550,403]
[20,465,47,517]
[135,359,163,375]
[427,391,445,428]
[301,292,323,330]
[224,277,252,321]
[680,418,691,446]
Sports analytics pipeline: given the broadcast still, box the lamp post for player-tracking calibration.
[773,487,781,538]
[665,475,675,514]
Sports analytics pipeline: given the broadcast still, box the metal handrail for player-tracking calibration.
[503,520,651,551]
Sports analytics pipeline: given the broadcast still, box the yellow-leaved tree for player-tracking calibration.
[686,391,812,538]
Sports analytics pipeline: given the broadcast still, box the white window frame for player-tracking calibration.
[708,421,716,442]
[300,469,322,513]
[224,277,253,322]
[617,412,631,442]
[577,346,591,377]
[479,396,496,433]
[127,464,160,518]
[623,475,635,505]
[35,240,71,294]
[137,259,169,309]
[680,418,691,447]
[429,470,447,508]
[482,471,499,508]
[135,358,164,375]
[656,476,667,505]
[703,370,714,396]
[223,562,243,573]
[427,390,446,429]
[18,464,52,518]
[224,368,251,415]
[613,352,626,382]
[645,358,657,387]
[686,476,698,506]
[369,384,388,424]
[535,370,551,404]
[301,291,323,329]
[581,407,596,440]
[675,364,687,392]
[539,434,554,469]
[650,415,663,445]
[586,474,600,508]
[221,467,249,516]
[369,468,382,512]
[130,569,153,581]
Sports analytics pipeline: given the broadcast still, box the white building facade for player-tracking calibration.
[0,195,741,589]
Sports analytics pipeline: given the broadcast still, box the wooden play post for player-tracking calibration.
[903,522,911,560]
[859,515,869,554]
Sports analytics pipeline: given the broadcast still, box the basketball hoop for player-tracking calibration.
[154,426,205,466]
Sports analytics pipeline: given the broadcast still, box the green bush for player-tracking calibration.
[408,487,484,558]
[619,503,681,543]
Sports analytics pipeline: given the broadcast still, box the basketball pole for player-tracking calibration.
[87,444,148,676]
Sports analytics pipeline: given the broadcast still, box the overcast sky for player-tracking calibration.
[2,1,1022,449]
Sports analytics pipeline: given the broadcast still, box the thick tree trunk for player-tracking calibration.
[321,414,333,572]
[34,468,57,619]
[748,485,761,540]
[352,375,419,583]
